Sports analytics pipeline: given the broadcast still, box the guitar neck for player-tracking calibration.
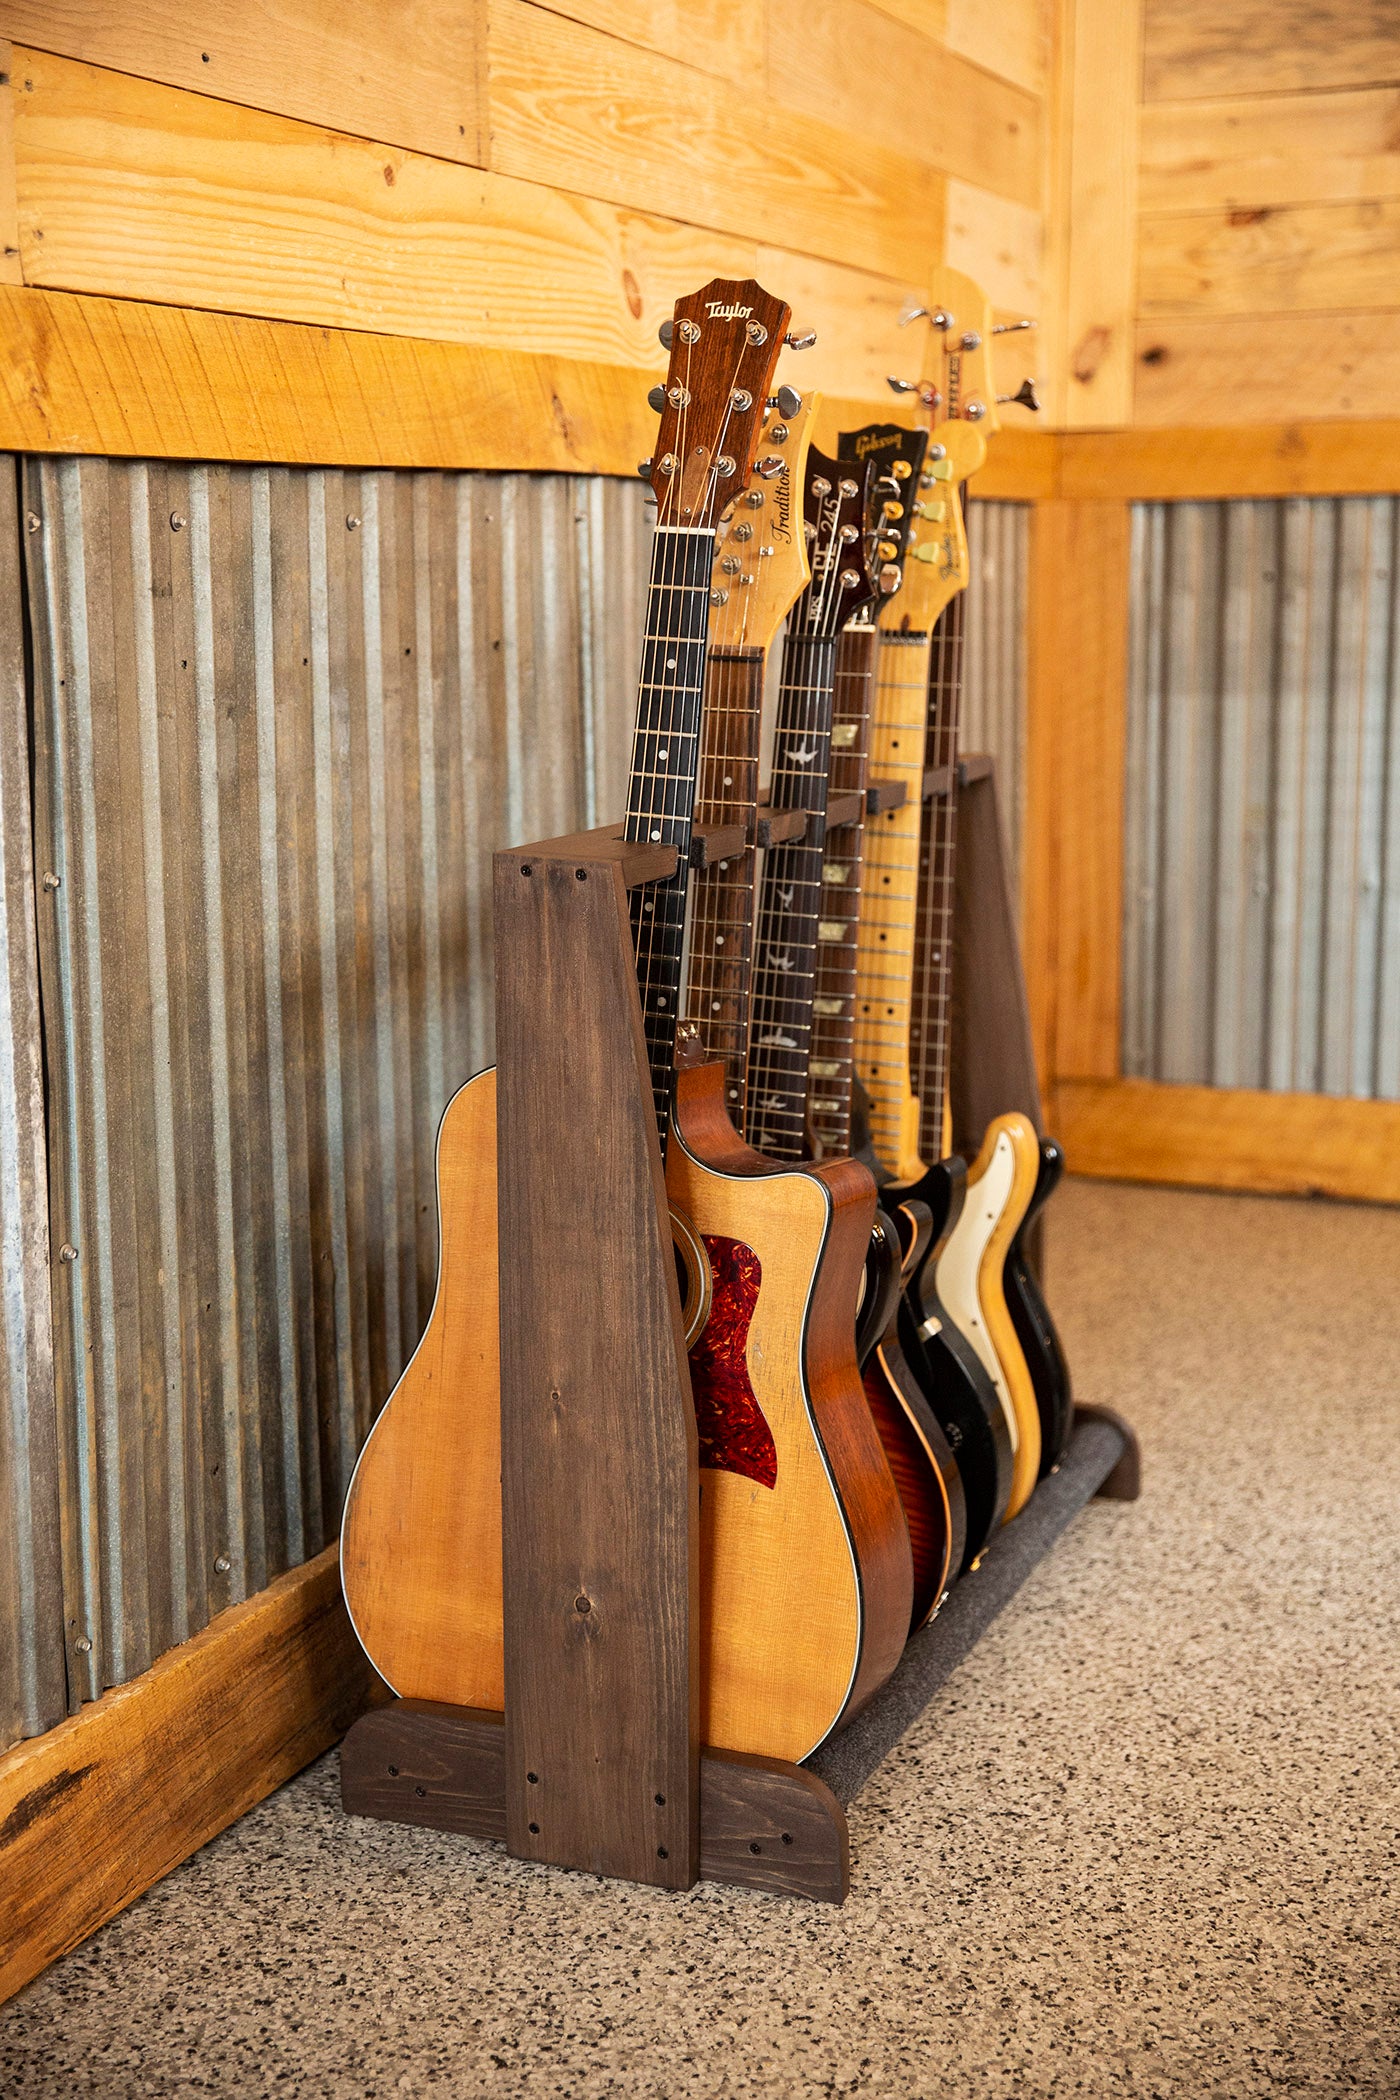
[682,646,764,1129]
[852,626,934,1183]
[911,587,967,1162]
[625,525,719,1147]
[746,630,839,1159]
[808,623,878,1159]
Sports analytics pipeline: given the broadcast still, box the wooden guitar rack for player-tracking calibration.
[340,758,1139,1904]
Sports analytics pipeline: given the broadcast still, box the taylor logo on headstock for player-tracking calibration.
[706,300,754,321]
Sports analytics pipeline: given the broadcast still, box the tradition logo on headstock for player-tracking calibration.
[709,393,815,653]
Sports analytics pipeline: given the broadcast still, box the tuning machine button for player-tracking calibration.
[997,378,1042,411]
[784,328,817,350]
[913,500,946,522]
[658,319,674,349]
[647,385,666,413]
[637,458,653,478]
[756,455,786,480]
[992,318,1036,335]
[910,542,941,564]
[878,562,902,594]
[771,383,803,418]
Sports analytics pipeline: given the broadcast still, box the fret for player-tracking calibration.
[910,586,967,1162]
[682,646,763,1125]
[807,622,880,1157]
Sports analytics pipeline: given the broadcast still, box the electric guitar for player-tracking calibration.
[885,270,1047,1523]
[836,413,1014,1563]
[667,387,914,1760]
[742,443,965,1627]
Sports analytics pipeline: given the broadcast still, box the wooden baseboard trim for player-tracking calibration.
[1054,1076,1400,1206]
[0,1542,377,2006]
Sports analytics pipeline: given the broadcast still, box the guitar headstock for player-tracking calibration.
[837,422,960,632]
[647,278,793,529]
[913,266,998,482]
[787,445,875,641]
[709,391,816,651]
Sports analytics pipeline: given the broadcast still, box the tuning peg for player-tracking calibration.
[878,562,902,594]
[637,458,653,478]
[658,319,673,349]
[770,383,803,418]
[784,328,817,350]
[647,385,666,412]
[897,301,929,329]
[997,378,1042,412]
[886,378,941,408]
[910,542,942,564]
[756,455,786,479]
[992,319,1036,335]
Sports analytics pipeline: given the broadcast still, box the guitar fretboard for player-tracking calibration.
[625,525,719,1145]
[852,627,933,1182]
[746,631,839,1158]
[910,588,967,1162]
[808,623,879,1158]
[682,646,763,1129]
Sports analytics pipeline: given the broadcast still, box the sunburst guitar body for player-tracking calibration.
[668,1060,912,1762]
[930,1111,1043,1521]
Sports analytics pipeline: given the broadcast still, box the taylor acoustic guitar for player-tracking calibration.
[836,407,1013,1563]
[662,381,914,1761]
[741,441,965,1627]
[342,279,911,1766]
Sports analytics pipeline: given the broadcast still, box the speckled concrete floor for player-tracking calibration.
[3,1179,1398,2099]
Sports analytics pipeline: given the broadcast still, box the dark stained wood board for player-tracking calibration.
[493,839,699,1888]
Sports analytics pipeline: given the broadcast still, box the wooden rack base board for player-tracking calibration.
[340,1405,1138,1902]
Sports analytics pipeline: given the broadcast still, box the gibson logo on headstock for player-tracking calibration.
[706,300,753,320]
[853,431,901,458]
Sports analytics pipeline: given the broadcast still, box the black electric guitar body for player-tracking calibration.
[1005,1136,1074,1475]
[852,1079,1011,1570]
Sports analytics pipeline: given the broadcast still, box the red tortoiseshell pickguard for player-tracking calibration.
[688,1235,777,1489]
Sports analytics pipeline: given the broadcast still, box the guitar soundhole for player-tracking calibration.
[689,1235,777,1489]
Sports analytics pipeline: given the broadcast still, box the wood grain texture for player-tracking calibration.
[1140,199,1400,321]
[340,1700,851,1902]
[1023,500,1129,1086]
[1133,311,1400,426]
[11,48,752,360]
[0,45,19,284]
[1058,419,1400,498]
[1139,86,1400,215]
[973,427,1057,498]
[1,0,485,165]
[766,0,1043,210]
[1142,0,1400,104]
[340,1069,502,1710]
[945,0,1049,95]
[945,179,1043,325]
[494,847,698,1890]
[1049,0,1140,427]
[487,0,945,280]
[525,0,764,79]
[667,1061,912,1762]
[1055,1076,1400,1207]
[0,1543,375,2005]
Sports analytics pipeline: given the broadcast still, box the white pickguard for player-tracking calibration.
[932,1129,1019,1453]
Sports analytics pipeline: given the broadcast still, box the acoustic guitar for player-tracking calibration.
[343,279,910,1764]
[667,394,914,1761]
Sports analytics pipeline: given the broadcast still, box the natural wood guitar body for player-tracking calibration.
[932,1111,1043,1521]
[668,1061,913,1764]
[340,1067,504,1710]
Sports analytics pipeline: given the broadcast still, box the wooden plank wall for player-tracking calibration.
[0,1,1056,463]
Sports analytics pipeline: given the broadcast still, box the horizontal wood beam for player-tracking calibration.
[1055,1076,1400,1207]
[1058,418,1400,500]
[0,1542,379,2006]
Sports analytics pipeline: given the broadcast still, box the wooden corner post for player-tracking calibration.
[492,834,700,1889]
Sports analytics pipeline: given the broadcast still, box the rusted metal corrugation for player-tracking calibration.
[1123,497,1400,1098]
[963,499,1029,885]
[0,461,66,1748]
[24,458,649,1706]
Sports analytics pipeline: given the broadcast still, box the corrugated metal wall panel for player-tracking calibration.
[963,499,1028,887]
[24,458,649,1711]
[1124,496,1400,1100]
[0,461,67,1745]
